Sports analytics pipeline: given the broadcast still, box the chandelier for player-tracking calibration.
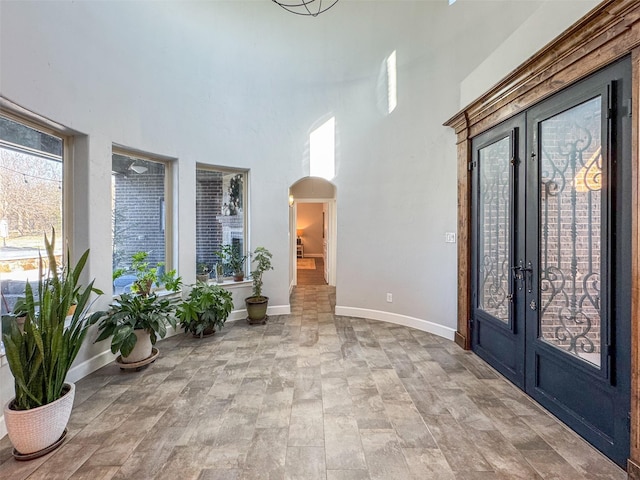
[272,0,340,17]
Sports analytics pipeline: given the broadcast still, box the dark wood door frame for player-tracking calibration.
[444,0,640,475]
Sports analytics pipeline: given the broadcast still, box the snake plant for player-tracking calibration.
[1,229,103,410]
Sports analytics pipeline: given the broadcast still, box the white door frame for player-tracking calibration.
[291,197,336,287]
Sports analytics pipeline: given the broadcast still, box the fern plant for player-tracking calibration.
[1,229,103,410]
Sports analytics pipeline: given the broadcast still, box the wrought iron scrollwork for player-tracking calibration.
[539,97,602,366]
[478,137,510,323]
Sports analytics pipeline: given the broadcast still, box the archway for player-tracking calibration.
[288,177,337,291]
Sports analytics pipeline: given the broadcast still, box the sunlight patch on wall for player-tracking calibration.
[387,50,397,114]
[310,117,335,181]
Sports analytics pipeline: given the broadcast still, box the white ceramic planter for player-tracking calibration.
[121,329,153,363]
[4,383,75,455]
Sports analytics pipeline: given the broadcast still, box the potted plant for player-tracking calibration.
[216,244,247,281]
[177,282,234,338]
[1,229,103,458]
[94,252,181,365]
[245,247,273,325]
[196,263,210,283]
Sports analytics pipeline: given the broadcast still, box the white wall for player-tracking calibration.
[0,0,596,434]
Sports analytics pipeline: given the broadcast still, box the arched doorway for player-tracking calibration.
[289,177,336,290]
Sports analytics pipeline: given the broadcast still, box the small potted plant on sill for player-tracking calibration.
[216,244,247,282]
[94,251,182,366]
[196,263,211,283]
[1,229,104,458]
[177,282,234,338]
[245,247,273,325]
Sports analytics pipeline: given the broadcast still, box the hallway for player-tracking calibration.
[297,257,327,286]
[0,286,625,479]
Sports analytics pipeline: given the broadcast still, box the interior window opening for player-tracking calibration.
[111,150,171,295]
[196,166,248,281]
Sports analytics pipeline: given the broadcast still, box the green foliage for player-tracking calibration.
[228,174,243,216]
[215,244,247,276]
[92,292,178,358]
[1,229,103,410]
[112,251,182,296]
[177,283,234,338]
[97,252,181,358]
[249,247,273,299]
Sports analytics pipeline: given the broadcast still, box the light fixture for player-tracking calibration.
[296,229,303,237]
[272,0,340,17]
[289,194,294,206]
[129,162,148,174]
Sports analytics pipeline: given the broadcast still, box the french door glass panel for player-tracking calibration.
[477,136,511,324]
[538,96,602,368]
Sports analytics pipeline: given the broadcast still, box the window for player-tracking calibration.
[195,167,247,278]
[310,117,336,181]
[0,115,64,316]
[0,115,65,356]
[111,150,171,294]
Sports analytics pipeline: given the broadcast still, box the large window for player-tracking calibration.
[0,115,64,316]
[111,150,171,294]
[196,167,247,278]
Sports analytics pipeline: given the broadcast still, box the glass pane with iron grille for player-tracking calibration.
[478,136,511,323]
[539,96,602,368]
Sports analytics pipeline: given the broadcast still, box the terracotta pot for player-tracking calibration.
[233,272,245,282]
[4,383,75,455]
[121,330,153,364]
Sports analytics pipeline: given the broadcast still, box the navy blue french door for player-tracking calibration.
[471,57,632,467]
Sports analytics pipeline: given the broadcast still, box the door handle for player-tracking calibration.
[511,260,533,293]
[524,261,533,294]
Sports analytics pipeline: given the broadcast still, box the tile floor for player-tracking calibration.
[0,285,627,479]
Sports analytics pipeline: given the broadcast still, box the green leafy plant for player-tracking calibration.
[96,251,181,358]
[249,247,273,299]
[113,251,182,296]
[228,173,243,215]
[215,244,247,278]
[92,292,177,357]
[177,283,234,338]
[197,263,210,275]
[1,229,103,410]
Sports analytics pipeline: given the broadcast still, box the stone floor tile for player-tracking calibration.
[324,414,367,470]
[284,446,325,480]
[0,284,626,480]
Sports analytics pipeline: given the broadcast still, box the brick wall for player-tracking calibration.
[113,164,165,271]
[195,169,245,275]
[196,170,224,272]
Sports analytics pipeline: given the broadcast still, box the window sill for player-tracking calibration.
[204,279,252,289]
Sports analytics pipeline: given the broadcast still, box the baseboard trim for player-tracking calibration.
[334,306,456,341]
[454,331,469,350]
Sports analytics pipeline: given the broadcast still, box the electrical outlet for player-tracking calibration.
[445,232,456,243]
[386,293,393,303]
